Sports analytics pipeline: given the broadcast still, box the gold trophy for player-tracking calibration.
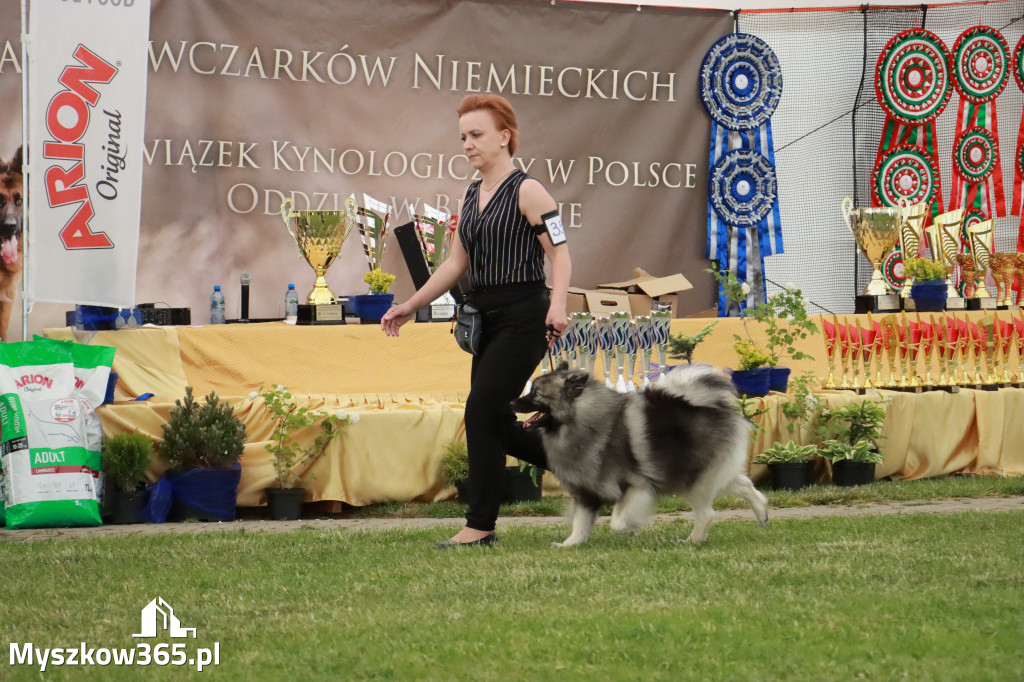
[841,197,901,312]
[967,220,995,308]
[926,208,966,309]
[919,316,935,387]
[988,253,1018,307]
[897,199,928,300]
[280,196,358,322]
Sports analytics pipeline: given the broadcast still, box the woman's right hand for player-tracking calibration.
[380,302,415,337]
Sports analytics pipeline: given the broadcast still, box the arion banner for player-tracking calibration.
[25,0,150,308]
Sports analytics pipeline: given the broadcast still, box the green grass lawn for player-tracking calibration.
[2,508,1021,681]
[341,473,1024,520]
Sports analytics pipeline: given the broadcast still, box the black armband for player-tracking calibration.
[532,209,566,245]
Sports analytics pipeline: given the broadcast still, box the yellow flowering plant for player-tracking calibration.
[363,268,396,294]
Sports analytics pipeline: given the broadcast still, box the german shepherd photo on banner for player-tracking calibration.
[0,145,22,342]
[512,363,769,547]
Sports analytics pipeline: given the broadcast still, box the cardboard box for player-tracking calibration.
[596,272,692,317]
[559,272,693,317]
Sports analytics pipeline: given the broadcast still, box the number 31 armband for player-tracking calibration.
[533,209,566,245]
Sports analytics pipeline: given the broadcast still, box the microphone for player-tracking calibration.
[239,272,250,322]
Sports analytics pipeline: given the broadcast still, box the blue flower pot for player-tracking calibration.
[910,280,947,312]
[350,293,394,323]
[769,367,791,393]
[731,367,771,397]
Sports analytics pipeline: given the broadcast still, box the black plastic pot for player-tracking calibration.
[110,488,149,525]
[832,459,876,487]
[501,466,543,504]
[265,487,305,521]
[768,461,814,491]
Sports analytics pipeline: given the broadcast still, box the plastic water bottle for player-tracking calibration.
[284,283,299,322]
[210,285,226,324]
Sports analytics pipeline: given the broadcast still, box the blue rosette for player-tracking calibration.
[701,32,783,316]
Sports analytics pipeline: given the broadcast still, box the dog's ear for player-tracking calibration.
[563,370,590,399]
[11,146,21,174]
[555,361,569,372]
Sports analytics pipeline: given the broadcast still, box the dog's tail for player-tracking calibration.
[654,364,738,410]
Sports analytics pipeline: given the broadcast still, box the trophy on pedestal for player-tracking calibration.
[635,316,654,391]
[940,315,961,387]
[897,199,929,300]
[966,220,996,309]
[842,197,902,313]
[926,208,966,310]
[1014,315,1024,387]
[837,321,852,389]
[596,316,615,388]
[988,253,1018,308]
[919,318,935,387]
[880,316,900,388]
[280,196,358,324]
[820,314,838,389]
[624,319,639,393]
[858,318,876,390]
[414,207,458,321]
[610,312,632,393]
[848,320,863,390]
[650,311,672,381]
[995,315,1015,384]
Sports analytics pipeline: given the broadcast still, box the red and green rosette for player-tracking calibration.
[873,29,951,222]
[1011,34,1024,249]
[949,26,1010,221]
[872,143,941,208]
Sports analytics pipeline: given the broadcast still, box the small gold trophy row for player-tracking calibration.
[820,311,1024,391]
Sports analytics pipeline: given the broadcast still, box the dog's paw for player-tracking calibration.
[552,538,584,548]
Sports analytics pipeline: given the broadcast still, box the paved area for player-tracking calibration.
[2,496,1020,542]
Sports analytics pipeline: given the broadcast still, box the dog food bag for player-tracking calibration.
[33,336,115,504]
[0,342,100,529]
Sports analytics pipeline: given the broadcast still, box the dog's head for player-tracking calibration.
[511,361,591,431]
[0,146,23,266]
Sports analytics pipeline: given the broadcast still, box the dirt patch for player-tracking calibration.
[2,496,1020,542]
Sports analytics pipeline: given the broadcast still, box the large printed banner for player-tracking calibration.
[0,0,731,334]
[26,0,150,309]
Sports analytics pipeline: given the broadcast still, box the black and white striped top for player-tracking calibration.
[459,169,546,289]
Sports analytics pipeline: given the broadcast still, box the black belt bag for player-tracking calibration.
[452,302,482,355]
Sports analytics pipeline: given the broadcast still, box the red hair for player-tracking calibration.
[457,94,519,155]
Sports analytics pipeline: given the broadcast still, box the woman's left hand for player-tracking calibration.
[545,304,568,347]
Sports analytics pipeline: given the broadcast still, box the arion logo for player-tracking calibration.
[132,598,196,639]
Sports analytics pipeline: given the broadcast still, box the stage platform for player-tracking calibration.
[46,313,1024,507]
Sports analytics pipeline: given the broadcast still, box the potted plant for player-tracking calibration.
[439,439,470,500]
[819,440,884,486]
[710,269,818,392]
[351,268,396,323]
[904,258,948,312]
[158,386,248,522]
[753,441,817,491]
[667,321,718,365]
[101,430,153,524]
[816,398,888,486]
[731,338,773,397]
[502,460,543,504]
[255,384,357,520]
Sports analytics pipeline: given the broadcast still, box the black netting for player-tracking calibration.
[736,1,1024,315]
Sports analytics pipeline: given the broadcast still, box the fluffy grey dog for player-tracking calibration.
[511,363,768,547]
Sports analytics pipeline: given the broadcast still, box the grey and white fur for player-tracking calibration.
[511,363,768,547]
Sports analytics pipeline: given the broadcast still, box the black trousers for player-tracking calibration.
[463,283,550,532]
